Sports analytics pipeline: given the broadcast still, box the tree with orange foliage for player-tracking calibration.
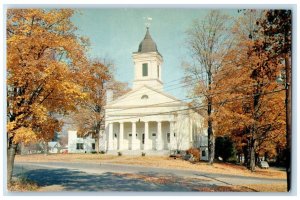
[254,9,291,191]
[212,10,286,172]
[71,58,129,153]
[6,9,88,184]
[71,60,111,153]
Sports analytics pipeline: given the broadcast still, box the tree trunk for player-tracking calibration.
[250,79,260,172]
[7,141,17,185]
[207,119,214,164]
[246,139,252,168]
[249,139,256,172]
[207,72,215,165]
[95,131,100,154]
[285,54,291,192]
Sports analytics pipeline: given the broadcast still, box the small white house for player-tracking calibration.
[48,142,61,153]
[68,131,96,153]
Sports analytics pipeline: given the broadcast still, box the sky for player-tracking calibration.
[71,8,239,100]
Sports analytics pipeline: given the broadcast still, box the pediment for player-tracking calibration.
[106,85,186,109]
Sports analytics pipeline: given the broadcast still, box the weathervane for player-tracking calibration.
[144,17,152,28]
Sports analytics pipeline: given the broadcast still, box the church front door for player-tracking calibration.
[128,132,132,150]
[151,133,156,150]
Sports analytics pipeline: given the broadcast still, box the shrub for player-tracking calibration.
[186,148,200,161]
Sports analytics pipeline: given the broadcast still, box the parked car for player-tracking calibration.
[258,161,269,169]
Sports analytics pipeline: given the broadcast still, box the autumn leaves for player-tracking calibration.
[184,10,290,172]
[6,9,116,182]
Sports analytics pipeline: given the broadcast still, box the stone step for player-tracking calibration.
[106,150,170,156]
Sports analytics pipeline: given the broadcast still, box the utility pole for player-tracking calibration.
[285,55,291,192]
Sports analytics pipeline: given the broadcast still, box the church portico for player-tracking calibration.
[106,120,175,152]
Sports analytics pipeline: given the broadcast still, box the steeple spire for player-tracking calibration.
[138,27,159,53]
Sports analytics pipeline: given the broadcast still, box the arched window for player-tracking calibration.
[141,95,149,100]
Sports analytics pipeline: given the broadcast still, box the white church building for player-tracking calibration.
[101,28,208,159]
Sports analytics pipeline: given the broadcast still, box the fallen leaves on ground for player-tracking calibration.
[112,172,211,187]
[117,173,176,184]
[193,183,287,192]
[192,185,251,192]
[111,172,283,192]
[15,154,286,180]
[240,183,287,192]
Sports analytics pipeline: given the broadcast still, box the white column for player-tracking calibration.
[131,122,137,150]
[144,121,149,150]
[170,121,175,150]
[118,122,124,150]
[157,121,163,150]
[108,122,114,150]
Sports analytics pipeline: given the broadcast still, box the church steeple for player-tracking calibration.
[138,28,159,53]
[132,28,163,90]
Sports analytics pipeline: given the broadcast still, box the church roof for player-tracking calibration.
[138,28,159,53]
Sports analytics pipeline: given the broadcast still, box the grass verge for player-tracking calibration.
[8,177,39,192]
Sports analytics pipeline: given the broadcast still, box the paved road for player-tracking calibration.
[13,161,286,192]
